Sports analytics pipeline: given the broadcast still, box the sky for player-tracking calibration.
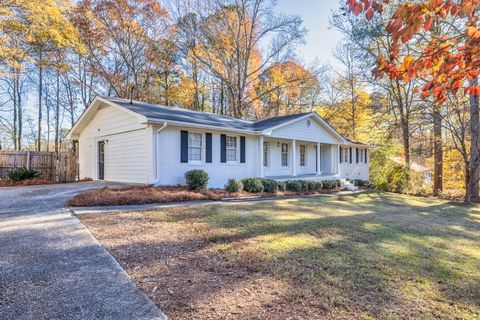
[275,0,344,67]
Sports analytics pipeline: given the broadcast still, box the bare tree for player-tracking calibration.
[175,0,306,118]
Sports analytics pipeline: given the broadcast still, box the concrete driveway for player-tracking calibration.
[0,182,166,320]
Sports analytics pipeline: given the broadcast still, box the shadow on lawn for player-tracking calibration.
[106,191,480,318]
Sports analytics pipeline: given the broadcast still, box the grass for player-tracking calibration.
[80,191,480,319]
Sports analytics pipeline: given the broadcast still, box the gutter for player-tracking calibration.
[153,122,168,185]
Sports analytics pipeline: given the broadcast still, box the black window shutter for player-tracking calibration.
[339,147,343,163]
[356,148,359,163]
[180,130,188,163]
[365,149,368,163]
[206,133,212,163]
[220,134,226,163]
[240,136,246,163]
[349,147,352,163]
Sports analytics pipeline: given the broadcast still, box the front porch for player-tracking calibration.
[259,136,340,179]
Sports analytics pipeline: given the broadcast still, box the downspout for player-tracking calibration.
[153,122,167,185]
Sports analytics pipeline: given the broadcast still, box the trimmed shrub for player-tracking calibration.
[8,167,41,181]
[299,180,308,191]
[322,180,337,190]
[352,179,368,187]
[314,181,323,191]
[335,179,342,188]
[277,181,287,192]
[225,178,243,192]
[185,170,209,190]
[305,180,316,191]
[285,180,302,192]
[261,179,278,193]
[241,178,264,193]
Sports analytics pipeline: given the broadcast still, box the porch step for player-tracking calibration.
[343,180,358,191]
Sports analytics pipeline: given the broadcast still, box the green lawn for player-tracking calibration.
[81,191,480,319]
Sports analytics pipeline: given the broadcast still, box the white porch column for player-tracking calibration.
[292,139,297,176]
[316,142,321,175]
[335,145,340,174]
[259,135,264,178]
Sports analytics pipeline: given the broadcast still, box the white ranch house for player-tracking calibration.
[66,96,370,188]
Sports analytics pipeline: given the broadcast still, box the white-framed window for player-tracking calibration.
[226,136,237,162]
[300,145,306,167]
[344,147,349,163]
[263,141,269,167]
[359,149,364,163]
[281,143,288,167]
[188,132,203,162]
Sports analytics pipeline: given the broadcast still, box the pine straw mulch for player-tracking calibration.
[66,185,341,207]
[0,179,61,187]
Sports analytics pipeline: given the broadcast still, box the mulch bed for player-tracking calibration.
[0,179,61,187]
[66,185,342,207]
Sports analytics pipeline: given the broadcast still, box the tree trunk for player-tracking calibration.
[394,79,411,185]
[220,82,224,115]
[402,121,411,181]
[192,60,200,111]
[433,103,443,195]
[467,78,480,203]
[350,75,356,140]
[464,156,471,203]
[46,96,50,152]
[12,69,18,150]
[37,51,43,151]
[16,68,22,150]
[55,69,60,153]
[164,71,169,106]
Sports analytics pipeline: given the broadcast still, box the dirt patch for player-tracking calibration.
[67,185,341,207]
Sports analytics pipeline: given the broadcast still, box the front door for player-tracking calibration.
[98,141,105,180]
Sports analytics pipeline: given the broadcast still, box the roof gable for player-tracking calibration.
[253,113,311,131]
[266,113,346,143]
[66,96,147,139]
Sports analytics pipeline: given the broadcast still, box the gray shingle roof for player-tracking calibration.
[252,112,312,131]
[105,96,311,132]
[344,137,367,145]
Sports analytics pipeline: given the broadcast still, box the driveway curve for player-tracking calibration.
[0,182,165,320]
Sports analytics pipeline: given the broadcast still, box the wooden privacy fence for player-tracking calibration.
[0,151,78,182]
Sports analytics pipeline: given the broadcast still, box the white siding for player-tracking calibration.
[320,144,333,174]
[339,147,369,180]
[263,139,293,177]
[297,143,317,175]
[156,126,259,188]
[263,139,317,177]
[78,105,152,183]
[269,118,340,144]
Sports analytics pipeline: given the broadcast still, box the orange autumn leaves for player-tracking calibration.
[347,0,387,18]
[347,0,480,104]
